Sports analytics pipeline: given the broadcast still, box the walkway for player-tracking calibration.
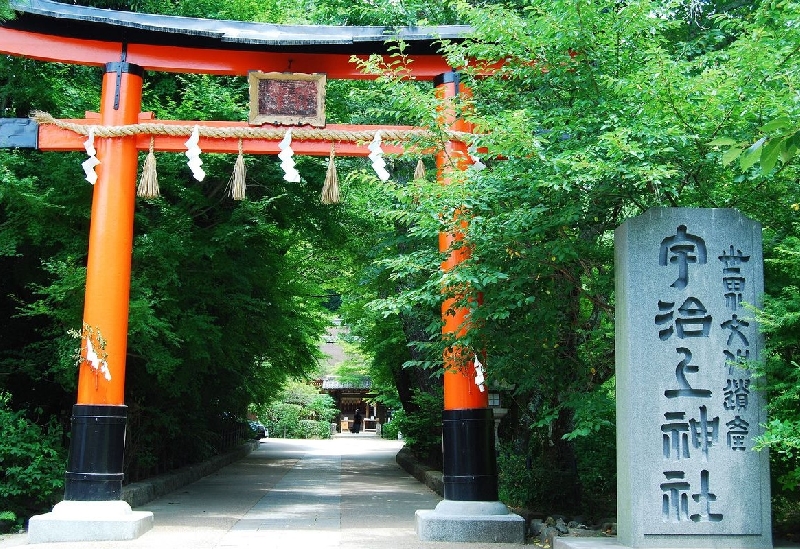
[0,435,525,549]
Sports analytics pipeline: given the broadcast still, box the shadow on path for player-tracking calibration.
[0,436,527,549]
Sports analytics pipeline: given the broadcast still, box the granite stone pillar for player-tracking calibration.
[615,208,771,549]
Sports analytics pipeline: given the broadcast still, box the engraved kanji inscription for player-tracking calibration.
[722,275,746,310]
[661,471,691,522]
[656,298,712,340]
[665,348,713,399]
[656,300,676,339]
[719,245,750,312]
[662,412,691,460]
[723,349,750,375]
[691,470,723,523]
[719,245,751,267]
[660,225,707,289]
[721,315,750,347]
[620,209,767,540]
[689,405,719,461]
[723,378,751,411]
[725,416,750,451]
[661,470,724,524]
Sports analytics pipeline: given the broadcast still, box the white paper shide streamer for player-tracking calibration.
[278,130,301,183]
[85,337,111,381]
[469,143,486,172]
[184,125,205,181]
[368,131,390,181]
[82,127,100,184]
[474,353,486,393]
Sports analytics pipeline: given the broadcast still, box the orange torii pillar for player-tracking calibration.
[27,62,153,543]
[415,72,524,543]
[436,73,495,500]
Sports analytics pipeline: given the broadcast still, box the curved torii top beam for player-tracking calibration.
[1,0,473,78]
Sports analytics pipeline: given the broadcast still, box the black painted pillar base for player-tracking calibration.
[64,404,127,501]
[442,408,499,501]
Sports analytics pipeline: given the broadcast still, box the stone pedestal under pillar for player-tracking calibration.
[415,500,525,544]
[27,500,153,543]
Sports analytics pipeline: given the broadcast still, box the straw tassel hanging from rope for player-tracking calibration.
[321,145,340,205]
[414,159,426,181]
[137,136,159,198]
[229,139,247,200]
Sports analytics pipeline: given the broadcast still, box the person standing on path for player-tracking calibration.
[351,409,363,434]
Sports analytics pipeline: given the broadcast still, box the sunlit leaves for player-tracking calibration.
[714,117,800,175]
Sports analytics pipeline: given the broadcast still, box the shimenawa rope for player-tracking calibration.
[33,111,473,202]
[31,111,468,143]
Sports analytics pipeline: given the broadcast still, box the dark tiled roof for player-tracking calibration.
[9,0,472,55]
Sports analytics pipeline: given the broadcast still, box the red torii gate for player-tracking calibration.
[1,0,523,543]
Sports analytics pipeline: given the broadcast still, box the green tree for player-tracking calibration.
[256,380,338,439]
[754,236,800,491]
[0,393,66,533]
[342,0,800,519]
[0,0,346,492]
[0,0,12,20]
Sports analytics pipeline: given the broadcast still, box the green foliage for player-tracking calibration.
[116,0,460,25]
[1,6,344,501]
[0,393,66,532]
[714,117,800,176]
[310,0,460,25]
[391,388,443,469]
[753,235,800,493]
[340,0,800,519]
[333,167,444,424]
[708,0,800,175]
[497,380,616,516]
[0,0,12,21]
[0,510,18,536]
[772,494,800,541]
[572,418,617,518]
[269,381,339,422]
[497,444,569,512]
[559,378,616,442]
[380,410,403,440]
[257,381,338,439]
[263,402,304,439]
[297,419,332,439]
[101,0,311,23]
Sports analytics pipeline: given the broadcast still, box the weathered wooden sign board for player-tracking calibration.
[248,71,326,127]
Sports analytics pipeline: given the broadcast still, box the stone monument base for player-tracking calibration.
[27,500,154,543]
[415,500,525,544]
[555,540,623,549]
[555,538,783,549]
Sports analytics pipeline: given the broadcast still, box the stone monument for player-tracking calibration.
[614,207,772,549]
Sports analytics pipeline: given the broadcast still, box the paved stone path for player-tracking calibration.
[0,435,526,549]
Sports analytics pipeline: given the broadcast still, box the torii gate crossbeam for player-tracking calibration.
[33,117,417,156]
[0,27,457,78]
